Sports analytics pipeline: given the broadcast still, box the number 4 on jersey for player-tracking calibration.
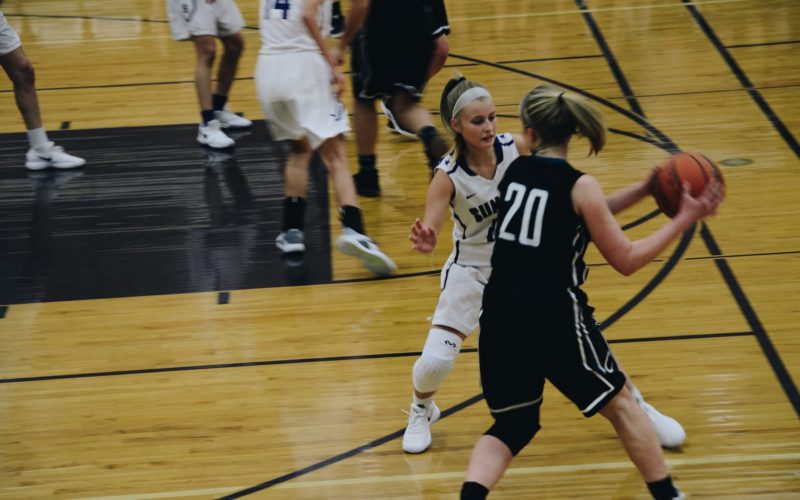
[497,182,549,247]
[265,0,291,19]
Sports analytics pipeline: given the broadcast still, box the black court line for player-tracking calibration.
[4,13,169,23]
[216,331,756,498]
[217,393,486,499]
[447,53,678,153]
[608,128,668,150]
[620,209,662,231]
[446,54,604,69]
[726,40,800,49]
[685,249,800,261]
[604,83,800,101]
[683,1,800,160]
[575,0,646,118]
[601,224,695,330]
[699,224,800,418]
[0,330,753,385]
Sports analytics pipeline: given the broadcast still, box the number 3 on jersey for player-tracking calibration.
[497,182,549,247]
[265,0,291,19]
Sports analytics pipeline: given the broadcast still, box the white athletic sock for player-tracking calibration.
[27,128,49,149]
[413,394,433,408]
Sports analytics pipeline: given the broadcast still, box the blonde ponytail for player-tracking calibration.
[519,84,606,155]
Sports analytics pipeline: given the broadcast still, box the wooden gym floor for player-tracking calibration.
[0,0,798,498]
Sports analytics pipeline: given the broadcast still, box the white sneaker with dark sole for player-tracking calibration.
[402,402,441,453]
[335,227,397,276]
[197,119,235,149]
[25,142,86,170]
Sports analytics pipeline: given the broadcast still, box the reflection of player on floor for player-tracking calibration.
[166,0,252,149]
[255,0,395,276]
[460,84,723,500]
[0,11,84,170]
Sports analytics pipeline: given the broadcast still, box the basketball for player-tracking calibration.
[650,152,724,217]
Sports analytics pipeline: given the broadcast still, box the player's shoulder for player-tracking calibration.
[496,132,515,146]
[434,151,458,175]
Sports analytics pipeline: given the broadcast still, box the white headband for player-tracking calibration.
[452,86,491,117]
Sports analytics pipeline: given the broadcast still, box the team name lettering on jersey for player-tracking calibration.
[468,195,500,223]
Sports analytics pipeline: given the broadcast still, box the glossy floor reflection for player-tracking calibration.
[0,122,332,304]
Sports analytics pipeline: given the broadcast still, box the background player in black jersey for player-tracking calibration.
[459,85,724,500]
[346,0,451,196]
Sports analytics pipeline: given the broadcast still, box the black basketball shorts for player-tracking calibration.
[478,287,626,418]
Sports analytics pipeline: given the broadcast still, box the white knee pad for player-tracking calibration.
[412,328,463,393]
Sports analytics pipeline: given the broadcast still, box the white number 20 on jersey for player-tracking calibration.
[497,182,549,247]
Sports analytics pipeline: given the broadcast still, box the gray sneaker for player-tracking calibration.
[276,229,305,253]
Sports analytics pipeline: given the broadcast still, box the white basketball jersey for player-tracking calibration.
[435,133,520,267]
[259,0,331,55]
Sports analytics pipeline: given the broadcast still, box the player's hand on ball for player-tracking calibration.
[678,179,724,220]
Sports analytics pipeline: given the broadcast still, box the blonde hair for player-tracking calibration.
[439,75,490,160]
[519,84,606,156]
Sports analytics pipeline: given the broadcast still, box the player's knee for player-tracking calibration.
[412,328,462,393]
[195,41,217,65]
[598,387,635,422]
[223,34,244,57]
[11,58,35,88]
[485,404,541,456]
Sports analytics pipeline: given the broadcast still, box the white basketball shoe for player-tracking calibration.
[335,227,397,276]
[197,119,235,149]
[402,402,441,453]
[25,142,85,170]
[214,108,252,129]
[640,400,686,448]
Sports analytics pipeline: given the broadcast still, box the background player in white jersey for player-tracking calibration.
[404,76,687,455]
[0,10,84,170]
[167,0,252,149]
[255,0,395,276]
[459,85,723,500]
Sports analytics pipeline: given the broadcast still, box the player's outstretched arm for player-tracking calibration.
[410,169,453,253]
[575,175,722,276]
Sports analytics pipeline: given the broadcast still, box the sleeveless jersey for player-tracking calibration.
[434,133,519,267]
[489,155,589,290]
[259,0,331,56]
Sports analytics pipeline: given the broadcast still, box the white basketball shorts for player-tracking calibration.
[255,52,349,149]
[0,12,22,56]
[166,0,244,41]
[431,258,492,336]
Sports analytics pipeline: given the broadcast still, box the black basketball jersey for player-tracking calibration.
[489,155,589,291]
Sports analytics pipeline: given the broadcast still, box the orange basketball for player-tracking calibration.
[650,152,724,218]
